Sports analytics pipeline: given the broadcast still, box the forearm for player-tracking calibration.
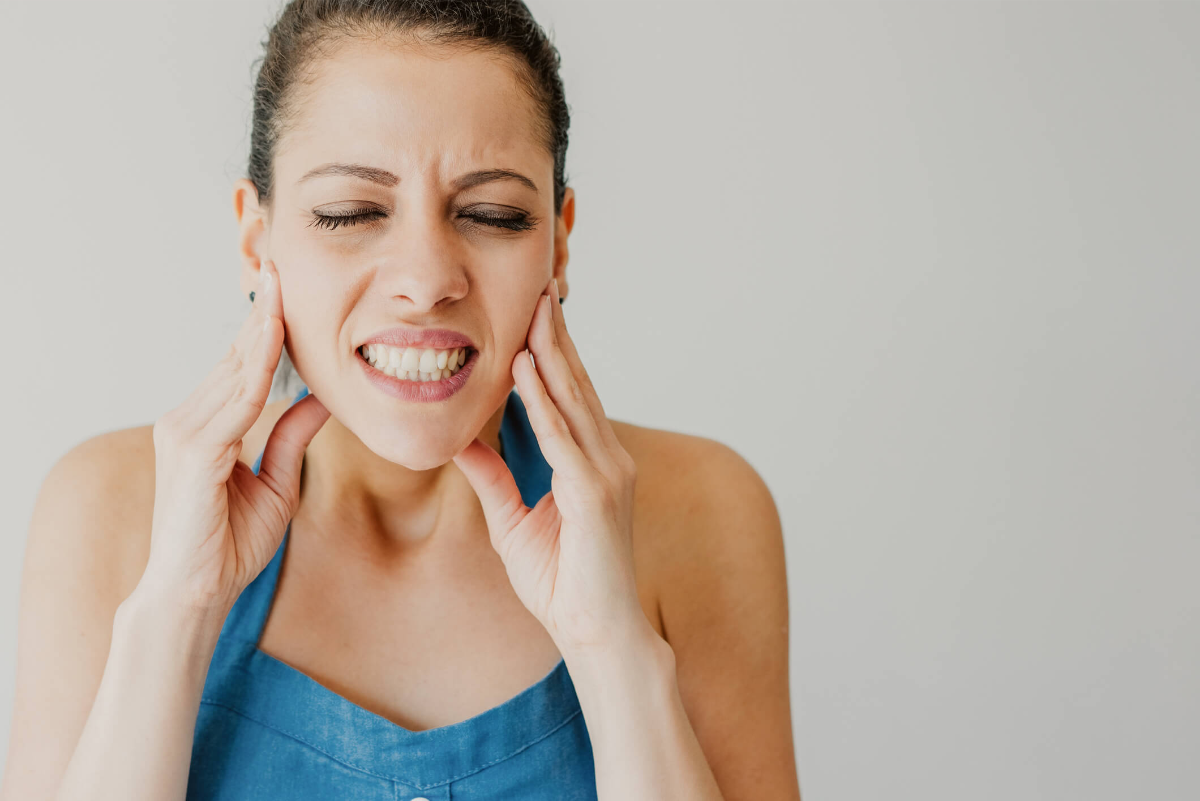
[563,623,724,801]
[53,586,229,801]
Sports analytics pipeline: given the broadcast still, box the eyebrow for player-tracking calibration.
[298,162,538,193]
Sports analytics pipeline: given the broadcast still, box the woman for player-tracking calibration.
[4,1,799,799]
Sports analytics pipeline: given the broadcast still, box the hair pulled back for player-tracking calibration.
[247,0,572,216]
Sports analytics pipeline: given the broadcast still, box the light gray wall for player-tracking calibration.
[1,1,1196,798]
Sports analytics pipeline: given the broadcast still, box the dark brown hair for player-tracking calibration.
[247,0,572,216]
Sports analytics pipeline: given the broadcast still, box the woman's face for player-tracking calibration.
[237,37,573,469]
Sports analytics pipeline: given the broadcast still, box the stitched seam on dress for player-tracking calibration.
[199,699,399,783]
[200,698,584,790]
[429,707,585,787]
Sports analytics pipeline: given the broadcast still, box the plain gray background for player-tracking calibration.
[2,1,1197,798]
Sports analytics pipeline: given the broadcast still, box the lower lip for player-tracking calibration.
[357,347,479,402]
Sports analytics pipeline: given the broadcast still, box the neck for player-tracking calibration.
[290,393,508,562]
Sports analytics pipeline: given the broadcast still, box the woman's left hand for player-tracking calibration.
[452,278,653,657]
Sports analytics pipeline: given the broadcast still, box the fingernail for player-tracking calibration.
[551,278,560,303]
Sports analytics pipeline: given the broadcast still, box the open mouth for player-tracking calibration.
[357,343,476,382]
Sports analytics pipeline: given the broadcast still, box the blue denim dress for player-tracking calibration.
[188,385,598,800]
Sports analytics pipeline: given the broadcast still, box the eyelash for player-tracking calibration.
[308,209,535,232]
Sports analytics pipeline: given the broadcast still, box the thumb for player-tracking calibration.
[453,437,528,542]
[257,392,330,508]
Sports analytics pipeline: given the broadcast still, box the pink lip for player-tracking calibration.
[356,345,479,402]
[359,327,475,350]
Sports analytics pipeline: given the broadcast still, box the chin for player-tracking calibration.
[356,427,470,471]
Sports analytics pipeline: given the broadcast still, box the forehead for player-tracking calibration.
[277,37,545,183]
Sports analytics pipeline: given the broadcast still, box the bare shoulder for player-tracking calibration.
[40,425,158,601]
[608,417,779,609]
[610,417,764,484]
[25,397,296,609]
[609,416,772,533]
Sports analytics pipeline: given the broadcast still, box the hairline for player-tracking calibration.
[263,28,556,213]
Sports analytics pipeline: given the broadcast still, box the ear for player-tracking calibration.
[233,177,268,298]
[552,186,575,301]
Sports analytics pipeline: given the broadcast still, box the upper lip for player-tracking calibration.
[358,327,476,352]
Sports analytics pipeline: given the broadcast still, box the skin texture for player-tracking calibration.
[1,35,801,801]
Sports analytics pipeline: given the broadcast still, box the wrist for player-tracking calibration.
[559,614,674,679]
[125,570,238,621]
[117,581,232,654]
[560,618,678,747]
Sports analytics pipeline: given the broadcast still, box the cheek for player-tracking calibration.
[275,260,353,354]
[481,244,553,343]
[499,233,556,302]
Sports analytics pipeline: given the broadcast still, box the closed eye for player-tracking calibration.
[308,209,387,231]
[461,210,537,232]
[308,209,536,232]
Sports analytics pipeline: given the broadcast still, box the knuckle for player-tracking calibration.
[153,413,180,447]
[586,473,619,510]
[549,414,571,441]
[244,395,268,421]
[569,378,587,408]
[228,378,248,406]
[194,425,237,463]
[620,452,638,482]
[224,342,246,373]
[231,378,266,416]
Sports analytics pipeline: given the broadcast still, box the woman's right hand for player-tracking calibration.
[137,258,330,615]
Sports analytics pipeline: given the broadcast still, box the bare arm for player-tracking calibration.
[53,584,230,801]
[0,432,226,801]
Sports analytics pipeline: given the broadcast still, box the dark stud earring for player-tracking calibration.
[559,296,565,305]
[249,290,256,303]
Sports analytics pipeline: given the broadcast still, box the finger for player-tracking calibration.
[451,437,528,548]
[255,392,330,511]
[182,259,279,432]
[257,257,285,321]
[546,278,622,454]
[512,344,595,489]
[202,261,283,444]
[527,289,608,466]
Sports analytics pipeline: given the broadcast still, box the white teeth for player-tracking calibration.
[419,348,439,373]
[400,348,420,373]
[361,343,471,381]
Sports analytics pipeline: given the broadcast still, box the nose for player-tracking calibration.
[374,201,469,312]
